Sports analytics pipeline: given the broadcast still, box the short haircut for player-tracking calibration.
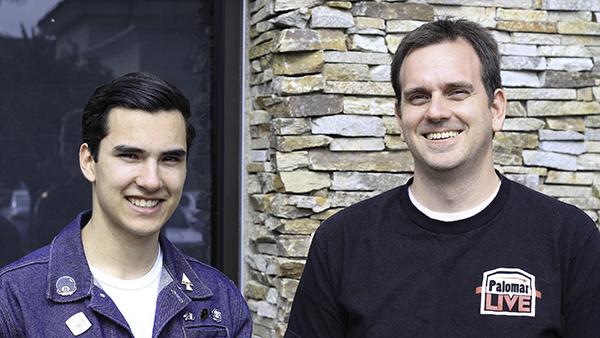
[391,19,501,107]
[82,72,196,161]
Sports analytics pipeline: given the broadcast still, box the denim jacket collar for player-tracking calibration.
[46,212,94,303]
[46,211,213,304]
[158,227,213,300]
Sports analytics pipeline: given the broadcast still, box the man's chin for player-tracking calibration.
[418,157,462,173]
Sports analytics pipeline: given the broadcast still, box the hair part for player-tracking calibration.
[391,19,501,107]
[82,72,196,161]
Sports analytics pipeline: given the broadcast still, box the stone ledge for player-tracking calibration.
[310,6,354,28]
[273,74,325,94]
[505,88,576,100]
[312,115,385,136]
[257,94,344,118]
[274,135,333,152]
[496,8,548,22]
[329,137,385,151]
[546,171,594,185]
[331,172,411,191]
[309,149,414,172]
[351,2,434,21]
[273,0,325,12]
[558,21,600,36]
[344,96,395,116]
[323,51,392,65]
[273,50,324,75]
[522,150,577,171]
[324,81,395,96]
[527,101,600,116]
[497,21,557,34]
[279,170,331,193]
[273,29,322,52]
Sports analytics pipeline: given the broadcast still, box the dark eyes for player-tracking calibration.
[407,94,429,105]
[117,153,181,163]
[162,156,182,163]
[407,89,471,105]
[118,153,138,160]
[449,89,470,98]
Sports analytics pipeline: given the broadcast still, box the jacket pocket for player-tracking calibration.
[183,324,229,338]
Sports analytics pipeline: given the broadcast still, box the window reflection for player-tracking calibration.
[0,0,213,266]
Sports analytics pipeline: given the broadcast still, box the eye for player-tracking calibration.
[449,88,471,100]
[162,156,182,164]
[407,94,429,105]
[118,153,138,160]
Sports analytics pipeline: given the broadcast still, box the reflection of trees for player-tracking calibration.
[0,30,112,210]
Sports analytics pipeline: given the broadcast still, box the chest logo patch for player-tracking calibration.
[475,268,542,317]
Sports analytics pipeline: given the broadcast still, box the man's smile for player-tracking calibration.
[424,130,462,140]
[126,197,163,208]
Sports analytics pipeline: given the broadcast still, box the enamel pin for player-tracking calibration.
[183,312,195,321]
[65,312,91,336]
[211,309,222,323]
[181,273,194,291]
[56,276,77,296]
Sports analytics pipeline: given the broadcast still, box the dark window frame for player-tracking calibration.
[211,0,243,285]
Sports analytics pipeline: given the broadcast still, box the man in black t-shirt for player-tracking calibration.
[285,19,600,338]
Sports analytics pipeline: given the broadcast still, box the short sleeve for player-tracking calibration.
[562,228,600,337]
[285,227,346,338]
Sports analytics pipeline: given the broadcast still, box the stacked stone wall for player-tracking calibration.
[244,0,600,336]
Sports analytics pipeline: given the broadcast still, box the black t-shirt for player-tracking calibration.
[285,176,600,337]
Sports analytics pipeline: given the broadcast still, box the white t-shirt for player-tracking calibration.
[408,181,502,222]
[90,246,163,338]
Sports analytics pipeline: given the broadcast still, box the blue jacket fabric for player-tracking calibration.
[0,212,252,337]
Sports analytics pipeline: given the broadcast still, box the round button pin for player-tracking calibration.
[56,276,77,296]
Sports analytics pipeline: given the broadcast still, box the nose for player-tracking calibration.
[135,161,163,192]
[425,94,452,122]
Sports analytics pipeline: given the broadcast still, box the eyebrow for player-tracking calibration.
[402,87,428,99]
[403,81,475,98]
[112,145,187,158]
[162,149,187,158]
[445,81,475,92]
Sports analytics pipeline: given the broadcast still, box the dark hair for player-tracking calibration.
[391,19,501,106]
[82,72,196,161]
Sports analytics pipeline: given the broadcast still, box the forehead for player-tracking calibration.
[399,39,482,89]
[104,107,187,147]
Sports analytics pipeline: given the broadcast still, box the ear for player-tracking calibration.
[394,100,405,142]
[490,88,507,132]
[79,143,96,183]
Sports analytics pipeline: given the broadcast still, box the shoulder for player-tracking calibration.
[0,245,50,282]
[0,245,50,329]
[326,187,402,223]
[316,186,403,238]
[0,246,50,308]
[508,179,593,223]
[505,178,597,243]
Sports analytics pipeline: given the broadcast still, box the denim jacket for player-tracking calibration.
[0,212,252,337]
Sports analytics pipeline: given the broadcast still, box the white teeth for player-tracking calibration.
[426,131,460,140]
[129,198,160,208]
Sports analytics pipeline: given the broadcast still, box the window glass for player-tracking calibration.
[0,0,213,266]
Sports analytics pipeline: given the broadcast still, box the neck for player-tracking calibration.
[410,160,499,213]
[81,219,160,280]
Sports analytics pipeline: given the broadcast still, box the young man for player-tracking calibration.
[285,19,600,337]
[0,72,251,337]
